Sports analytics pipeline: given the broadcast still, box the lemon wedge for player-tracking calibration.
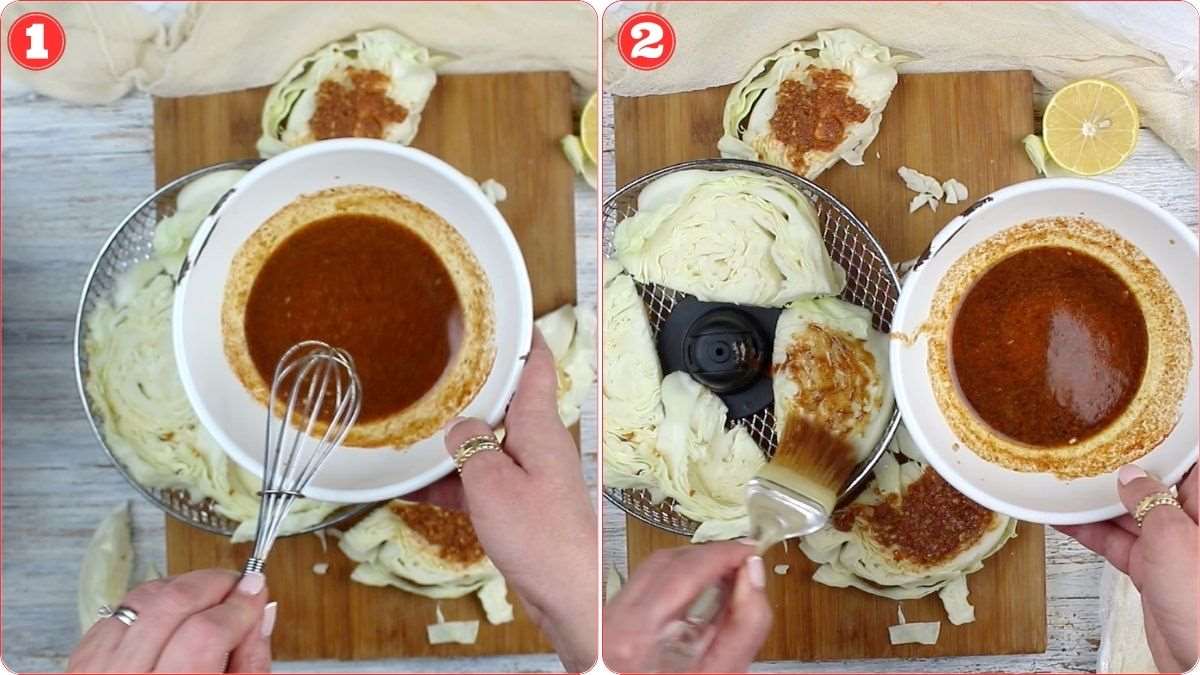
[580,92,598,163]
[1042,79,1139,176]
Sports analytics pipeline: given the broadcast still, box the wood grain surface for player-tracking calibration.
[613,71,1047,660]
[154,71,575,660]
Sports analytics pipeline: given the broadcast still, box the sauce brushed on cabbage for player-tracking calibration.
[950,246,1148,447]
[243,214,460,422]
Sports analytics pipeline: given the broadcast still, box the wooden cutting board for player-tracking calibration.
[615,71,1047,660]
[155,71,576,660]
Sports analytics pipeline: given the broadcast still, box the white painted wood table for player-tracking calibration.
[599,94,1198,673]
[1,88,597,673]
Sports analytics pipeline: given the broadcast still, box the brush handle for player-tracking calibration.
[651,582,729,671]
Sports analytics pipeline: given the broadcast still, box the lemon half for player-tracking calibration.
[1042,79,1139,176]
[580,92,598,164]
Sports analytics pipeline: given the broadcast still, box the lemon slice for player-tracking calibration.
[1042,79,1139,176]
[580,92,598,164]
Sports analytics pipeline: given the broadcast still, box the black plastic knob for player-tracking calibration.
[657,295,781,419]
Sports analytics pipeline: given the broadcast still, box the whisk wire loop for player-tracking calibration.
[244,340,362,575]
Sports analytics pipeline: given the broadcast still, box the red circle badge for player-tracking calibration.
[7,12,66,71]
[617,12,675,71]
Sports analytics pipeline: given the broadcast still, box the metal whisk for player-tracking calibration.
[243,340,362,574]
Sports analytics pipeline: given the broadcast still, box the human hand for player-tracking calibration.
[1057,464,1198,673]
[604,541,772,673]
[69,569,275,673]
[443,329,597,671]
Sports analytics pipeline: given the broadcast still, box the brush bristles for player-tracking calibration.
[758,412,859,514]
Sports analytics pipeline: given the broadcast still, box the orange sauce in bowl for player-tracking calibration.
[243,214,460,422]
[950,246,1148,447]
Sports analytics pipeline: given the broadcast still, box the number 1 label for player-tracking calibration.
[25,23,48,59]
[7,12,66,71]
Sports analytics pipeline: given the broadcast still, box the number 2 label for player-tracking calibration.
[629,21,664,60]
[618,12,675,71]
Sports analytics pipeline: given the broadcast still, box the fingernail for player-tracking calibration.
[1118,464,1147,485]
[737,537,759,547]
[237,572,266,596]
[444,413,465,432]
[746,556,766,589]
[261,602,278,638]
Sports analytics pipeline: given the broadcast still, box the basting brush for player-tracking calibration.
[653,414,859,669]
[746,410,860,550]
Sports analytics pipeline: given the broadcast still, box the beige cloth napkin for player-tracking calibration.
[1098,562,1158,672]
[2,2,596,101]
[603,2,1197,165]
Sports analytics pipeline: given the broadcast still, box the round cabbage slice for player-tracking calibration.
[719,29,906,179]
[655,372,765,543]
[613,169,845,307]
[772,297,894,465]
[340,500,513,625]
[602,261,666,493]
[256,29,447,157]
[798,425,1017,624]
[84,169,340,542]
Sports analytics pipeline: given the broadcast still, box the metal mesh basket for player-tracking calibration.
[602,158,902,537]
[73,160,374,537]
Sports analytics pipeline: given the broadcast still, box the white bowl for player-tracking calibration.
[173,139,532,503]
[892,178,1198,524]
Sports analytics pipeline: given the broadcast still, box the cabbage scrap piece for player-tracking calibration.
[772,297,893,465]
[720,29,906,179]
[613,170,845,307]
[427,605,481,645]
[535,304,597,429]
[562,135,597,189]
[340,501,513,625]
[889,620,941,645]
[1022,134,1072,177]
[466,177,507,205]
[602,261,666,493]
[655,372,765,543]
[797,426,1017,623]
[78,502,134,633]
[257,29,447,158]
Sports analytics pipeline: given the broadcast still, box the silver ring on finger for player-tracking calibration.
[454,434,503,473]
[97,604,139,626]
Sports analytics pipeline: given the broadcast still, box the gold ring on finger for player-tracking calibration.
[454,434,502,472]
[1134,491,1183,528]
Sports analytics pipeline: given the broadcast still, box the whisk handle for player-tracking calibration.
[243,557,266,575]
